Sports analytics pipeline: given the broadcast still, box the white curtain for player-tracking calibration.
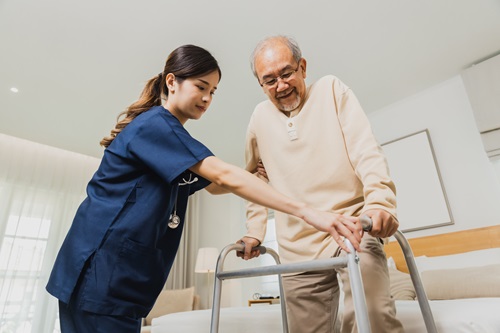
[0,133,201,332]
[164,192,200,290]
[0,133,100,333]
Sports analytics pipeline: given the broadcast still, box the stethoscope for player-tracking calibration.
[168,174,198,229]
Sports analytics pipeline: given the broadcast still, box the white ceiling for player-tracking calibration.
[1,0,500,164]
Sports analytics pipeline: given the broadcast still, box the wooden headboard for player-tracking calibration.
[384,224,500,273]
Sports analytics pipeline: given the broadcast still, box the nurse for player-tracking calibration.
[46,44,362,333]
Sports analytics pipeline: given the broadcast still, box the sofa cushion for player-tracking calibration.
[144,287,195,326]
[389,267,416,300]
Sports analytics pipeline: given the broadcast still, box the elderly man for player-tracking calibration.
[238,35,404,333]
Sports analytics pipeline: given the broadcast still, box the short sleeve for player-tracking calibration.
[127,109,214,184]
[186,171,212,195]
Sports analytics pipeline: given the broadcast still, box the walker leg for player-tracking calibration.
[345,240,372,333]
[210,251,225,333]
[394,231,438,333]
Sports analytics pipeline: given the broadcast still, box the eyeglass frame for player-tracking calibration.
[258,62,301,88]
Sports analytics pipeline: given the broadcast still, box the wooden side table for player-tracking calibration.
[248,299,279,306]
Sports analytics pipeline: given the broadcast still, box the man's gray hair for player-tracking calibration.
[250,35,302,78]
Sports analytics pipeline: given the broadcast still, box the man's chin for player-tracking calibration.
[278,99,301,112]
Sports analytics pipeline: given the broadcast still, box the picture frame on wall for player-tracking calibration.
[381,129,453,232]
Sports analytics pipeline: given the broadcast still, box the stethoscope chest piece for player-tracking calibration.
[168,214,181,229]
[168,173,198,229]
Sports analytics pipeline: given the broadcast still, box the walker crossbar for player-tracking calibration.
[210,240,371,333]
[216,256,349,280]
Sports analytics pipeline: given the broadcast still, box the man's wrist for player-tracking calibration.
[243,235,262,246]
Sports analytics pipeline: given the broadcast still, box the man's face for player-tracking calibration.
[254,42,307,112]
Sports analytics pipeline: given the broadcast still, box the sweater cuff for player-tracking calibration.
[361,204,397,220]
[244,222,266,244]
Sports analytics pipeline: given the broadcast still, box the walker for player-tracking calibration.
[210,216,438,333]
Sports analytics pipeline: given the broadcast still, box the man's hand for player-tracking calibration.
[235,236,261,260]
[363,209,399,238]
[256,160,268,180]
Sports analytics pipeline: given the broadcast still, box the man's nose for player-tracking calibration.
[276,79,289,92]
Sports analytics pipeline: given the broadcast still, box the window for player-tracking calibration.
[0,214,51,332]
[0,133,100,333]
[257,211,280,296]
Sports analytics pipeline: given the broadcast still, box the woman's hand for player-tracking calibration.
[301,209,363,253]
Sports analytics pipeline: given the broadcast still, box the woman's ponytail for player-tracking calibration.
[100,73,166,148]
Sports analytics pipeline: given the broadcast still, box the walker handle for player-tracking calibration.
[238,242,267,254]
[360,215,373,232]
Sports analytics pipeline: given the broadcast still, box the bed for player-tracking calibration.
[151,225,500,333]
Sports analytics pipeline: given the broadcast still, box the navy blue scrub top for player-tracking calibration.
[46,106,213,318]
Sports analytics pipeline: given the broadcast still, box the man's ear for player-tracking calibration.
[299,58,307,79]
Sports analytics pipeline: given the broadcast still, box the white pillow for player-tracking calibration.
[421,264,500,300]
[387,257,397,269]
[414,248,500,273]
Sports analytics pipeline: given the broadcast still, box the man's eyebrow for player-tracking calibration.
[261,65,295,80]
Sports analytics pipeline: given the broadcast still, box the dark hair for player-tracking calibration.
[101,45,221,147]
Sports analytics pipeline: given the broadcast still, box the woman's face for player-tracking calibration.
[164,70,219,125]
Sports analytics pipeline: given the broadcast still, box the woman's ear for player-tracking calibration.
[165,73,176,93]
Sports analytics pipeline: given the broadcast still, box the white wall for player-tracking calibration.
[195,192,281,308]
[369,75,500,238]
[195,192,255,307]
[195,74,500,307]
[492,156,500,180]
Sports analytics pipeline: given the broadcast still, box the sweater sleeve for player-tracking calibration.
[334,81,398,219]
[243,114,268,242]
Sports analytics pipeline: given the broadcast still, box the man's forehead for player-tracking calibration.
[255,45,294,76]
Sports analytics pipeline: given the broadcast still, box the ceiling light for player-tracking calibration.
[10,87,19,93]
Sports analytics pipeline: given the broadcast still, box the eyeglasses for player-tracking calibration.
[259,63,301,88]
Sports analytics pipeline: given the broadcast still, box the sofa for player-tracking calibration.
[141,286,200,332]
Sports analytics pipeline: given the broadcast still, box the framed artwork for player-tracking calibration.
[381,129,453,232]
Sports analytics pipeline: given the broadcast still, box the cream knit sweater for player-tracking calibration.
[244,75,397,264]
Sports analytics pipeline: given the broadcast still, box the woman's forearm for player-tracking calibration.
[190,156,363,252]
[191,156,307,219]
[204,182,230,195]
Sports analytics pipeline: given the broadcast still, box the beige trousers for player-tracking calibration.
[282,235,404,333]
